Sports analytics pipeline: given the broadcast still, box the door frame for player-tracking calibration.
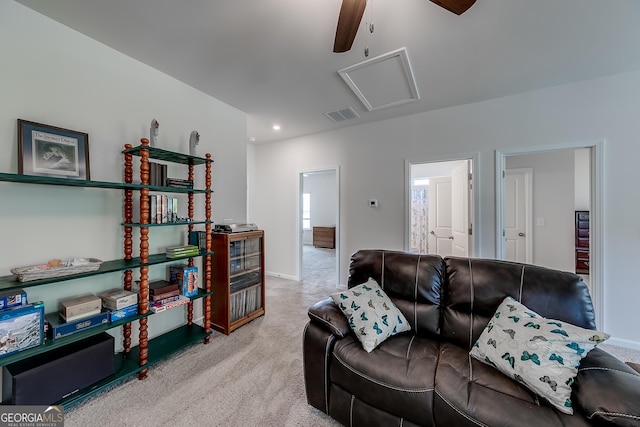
[404,152,479,256]
[495,140,604,329]
[297,166,341,284]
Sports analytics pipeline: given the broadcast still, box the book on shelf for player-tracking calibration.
[188,231,208,252]
[167,197,177,222]
[149,195,157,223]
[149,162,156,186]
[155,194,162,224]
[148,162,167,187]
[130,194,179,224]
[166,251,199,259]
[165,245,200,258]
[165,244,199,252]
[161,194,168,223]
[165,178,193,189]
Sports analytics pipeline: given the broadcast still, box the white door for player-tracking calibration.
[451,162,470,257]
[504,169,532,263]
[428,177,453,256]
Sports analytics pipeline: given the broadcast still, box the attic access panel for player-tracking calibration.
[338,47,420,112]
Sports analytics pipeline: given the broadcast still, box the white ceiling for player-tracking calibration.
[16,0,640,144]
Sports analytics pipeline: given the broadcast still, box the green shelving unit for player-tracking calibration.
[0,143,214,407]
[0,313,150,367]
[0,252,214,293]
[121,145,213,166]
[0,172,212,194]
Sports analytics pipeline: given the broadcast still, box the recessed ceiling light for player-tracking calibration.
[272,124,281,131]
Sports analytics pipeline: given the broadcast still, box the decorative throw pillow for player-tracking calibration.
[331,279,411,352]
[470,296,609,415]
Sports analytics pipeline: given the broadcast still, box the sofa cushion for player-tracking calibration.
[331,333,439,426]
[331,279,410,352]
[347,250,444,338]
[470,297,609,414]
[434,342,591,426]
[573,348,640,426]
[442,257,596,351]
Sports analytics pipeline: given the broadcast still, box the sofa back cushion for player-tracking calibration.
[442,256,596,350]
[348,250,444,338]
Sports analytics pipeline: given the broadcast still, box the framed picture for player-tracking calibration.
[17,119,90,180]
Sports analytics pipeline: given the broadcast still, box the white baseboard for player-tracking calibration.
[606,337,640,351]
[265,271,298,281]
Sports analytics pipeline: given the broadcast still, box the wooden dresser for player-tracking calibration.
[313,226,336,249]
[575,211,589,274]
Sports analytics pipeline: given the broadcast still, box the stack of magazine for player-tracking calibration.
[165,245,199,258]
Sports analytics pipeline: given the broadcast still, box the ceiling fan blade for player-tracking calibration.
[429,0,477,15]
[333,0,367,53]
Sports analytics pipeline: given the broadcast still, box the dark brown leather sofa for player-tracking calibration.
[303,250,640,426]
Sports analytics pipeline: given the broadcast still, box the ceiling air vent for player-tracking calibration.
[324,107,360,123]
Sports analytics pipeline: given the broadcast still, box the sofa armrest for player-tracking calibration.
[307,298,351,338]
[573,347,640,426]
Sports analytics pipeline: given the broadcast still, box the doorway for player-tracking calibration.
[496,142,603,328]
[298,168,339,286]
[406,157,476,257]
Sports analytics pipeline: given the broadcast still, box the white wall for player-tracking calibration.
[0,2,247,348]
[250,69,640,349]
[575,148,591,211]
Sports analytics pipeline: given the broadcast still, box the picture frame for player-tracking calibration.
[17,119,90,180]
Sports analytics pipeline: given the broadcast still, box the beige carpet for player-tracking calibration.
[64,246,341,427]
[64,247,640,426]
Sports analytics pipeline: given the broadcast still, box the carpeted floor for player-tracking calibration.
[64,246,341,427]
[63,247,640,426]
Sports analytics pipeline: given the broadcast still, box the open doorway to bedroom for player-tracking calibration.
[299,169,339,287]
[496,142,603,328]
[405,156,477,257]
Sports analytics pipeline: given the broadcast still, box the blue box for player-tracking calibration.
[45,311,109,340]
[0,302,44,358]
[107,304,138,322]
[169,265,199,297]
[0,289,28,310]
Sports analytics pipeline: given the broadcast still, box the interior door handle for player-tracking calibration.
[518,233,525,237]
[430,231,454,240]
